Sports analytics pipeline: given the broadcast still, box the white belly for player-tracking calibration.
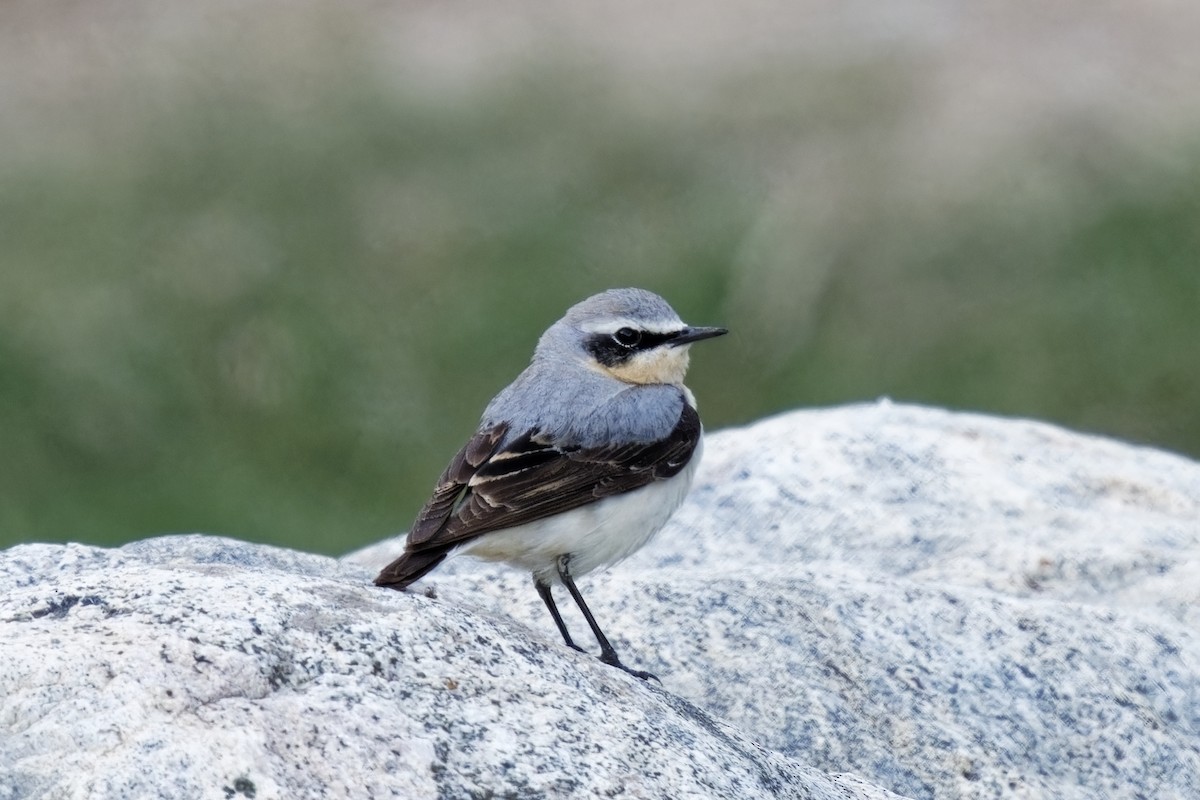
[459,440,700,583]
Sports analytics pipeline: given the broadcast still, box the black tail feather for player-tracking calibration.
[374,549,448,590]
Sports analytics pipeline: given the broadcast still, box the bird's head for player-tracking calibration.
[538,288,727,386]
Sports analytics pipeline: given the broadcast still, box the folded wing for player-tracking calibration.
[375,404,700,589]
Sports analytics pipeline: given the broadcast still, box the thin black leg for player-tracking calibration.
[555,554,658,682]
[535,578,585,653]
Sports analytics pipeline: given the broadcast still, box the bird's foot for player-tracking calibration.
[599,651,660,683]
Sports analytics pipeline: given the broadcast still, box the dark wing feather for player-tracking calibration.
[414,403,701,550]
[375,404,701,589]
[374,423,509,588]
[404,423,510,548]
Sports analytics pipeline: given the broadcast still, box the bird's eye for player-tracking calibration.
[613,328,642,348]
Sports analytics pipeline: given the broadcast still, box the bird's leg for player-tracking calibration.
[555,554,658,682]
[535,578,585,653]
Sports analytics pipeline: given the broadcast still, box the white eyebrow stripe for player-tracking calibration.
[578,317,685,335]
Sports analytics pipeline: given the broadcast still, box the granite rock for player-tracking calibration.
[5,401,1200,799]
[0,537,898,800]
[351,401,1200,799]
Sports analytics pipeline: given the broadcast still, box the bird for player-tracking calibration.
[375,288,727,680]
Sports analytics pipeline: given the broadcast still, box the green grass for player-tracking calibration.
[2,36,1198,555]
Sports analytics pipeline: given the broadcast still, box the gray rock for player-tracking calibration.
[0,537,899,799]
[5,401,1200,799]
[350,401,1200,799]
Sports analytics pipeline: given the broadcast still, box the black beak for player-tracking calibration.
[671,326,728,346]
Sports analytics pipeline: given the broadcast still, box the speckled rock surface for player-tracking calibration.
[0,536,900,800]
[351,401,1200,799]
[5,402,1199,799]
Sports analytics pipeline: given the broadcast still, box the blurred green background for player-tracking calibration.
[2,2,1198,555]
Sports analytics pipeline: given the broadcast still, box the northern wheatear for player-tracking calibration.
[375,288,726,679]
